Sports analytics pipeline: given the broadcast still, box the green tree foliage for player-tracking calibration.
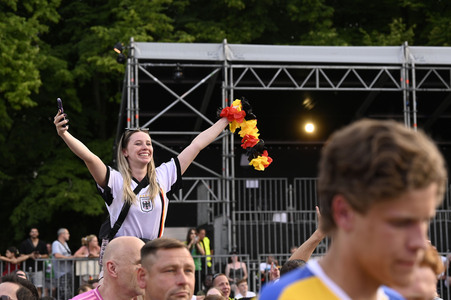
[1,0,451,248]
[360,18,415,46]
[0,0,60,134]
[170,0,341,44]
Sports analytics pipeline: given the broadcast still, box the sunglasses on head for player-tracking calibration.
[125,127,149,132]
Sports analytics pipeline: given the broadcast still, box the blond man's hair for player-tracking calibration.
[318,119,447,233]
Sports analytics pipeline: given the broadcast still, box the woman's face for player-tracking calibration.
[89,237,98,247]
[5,250,13,258]
[123,131,153,166]
[189,230,196,240]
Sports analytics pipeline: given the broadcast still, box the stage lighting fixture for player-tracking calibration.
[173,64,184,81]
[113,42,126,64]
[114,42,123,54]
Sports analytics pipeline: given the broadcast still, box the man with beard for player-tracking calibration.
[137,238,195,300]
[19,228,49,297]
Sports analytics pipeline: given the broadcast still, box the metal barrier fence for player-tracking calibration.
[0,258,100,300]
[232,178,451,256]
[232,177,451,299]
[0,255,256,299]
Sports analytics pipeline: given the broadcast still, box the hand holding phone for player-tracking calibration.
[57,98,67,127]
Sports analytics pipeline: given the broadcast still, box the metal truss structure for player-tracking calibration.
[119,38,451,254]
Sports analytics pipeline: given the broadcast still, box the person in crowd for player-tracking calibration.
[0,279,35,300]
[0,247,34,276]
[52,228,74,300]
[1,273,39,300]
[185,228,205,294]
[87,278,100,289]
[198,273,214,296]
[18,227,49,298]
[280,259,306,276]
[206,287,223,296]
[197,227,212,277]
[54,108,228,248]
[12,269,28,280]
[44,243,56,298]
[70,236,145,300]
[289,206,325,262]
[234,279,256,299]
[212,273,234,300]
[224,251,247,296]
[259,119,448,299]
[77,283,93,294]
[391,242,445,300]
[276,206,323,278]
[259,256,277,284]
[205,295,227,300]
[137,237,195,300]
[268,262,281,283]
[73,234,101,258]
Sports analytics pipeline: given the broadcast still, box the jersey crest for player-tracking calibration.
[140,194,153,212]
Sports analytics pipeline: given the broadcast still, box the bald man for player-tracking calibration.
[70,236,145,300]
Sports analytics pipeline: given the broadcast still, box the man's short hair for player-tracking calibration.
[57,228,67,236]
[140,238,187,269]
[197,226,206,233]
[1,274,39,300]
[318,119,447,233]
[280,259,306,276]
[236,278,247,286]
[16,285,35,300]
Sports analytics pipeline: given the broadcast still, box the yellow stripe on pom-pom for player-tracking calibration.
[232,99,242,110]
[238,119,259,138]
[249,156,270,171]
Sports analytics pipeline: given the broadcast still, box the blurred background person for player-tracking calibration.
[52,228,74,300]
[0,247,34,276]
[225,251,247,296]
[391,243,445,300]
[234,279,255,299]
[185,228,205,294]
[74,234,101,258]
[19,227,48,298]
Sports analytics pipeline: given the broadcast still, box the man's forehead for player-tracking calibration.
[214,274,228,284]
[152,248,193,266]
[0,282,20,297]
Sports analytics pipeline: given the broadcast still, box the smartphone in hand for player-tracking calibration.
[57,98,67,127]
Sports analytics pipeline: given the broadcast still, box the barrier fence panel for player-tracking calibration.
[233,178,329,260]
[232,177,451,299]
[0,258,100,300]
[0,255,254,299]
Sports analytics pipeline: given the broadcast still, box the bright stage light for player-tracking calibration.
[305,123,315,133]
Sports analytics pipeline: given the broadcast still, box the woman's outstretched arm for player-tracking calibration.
[178,117,229,175]
[54,110,107,188]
